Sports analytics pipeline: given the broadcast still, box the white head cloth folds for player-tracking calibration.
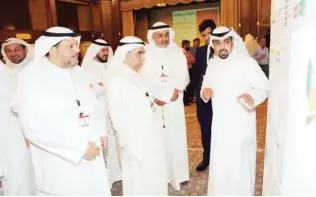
[81,39,113,69]
[34,26,81,60]
[1,38,34,65]
[209,26,249,57]
[147,22,180,51]
[108,36,145,73]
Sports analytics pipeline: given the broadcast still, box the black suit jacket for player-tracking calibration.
[192,45,214,88]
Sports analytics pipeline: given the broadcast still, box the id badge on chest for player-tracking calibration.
[150,100,157,112]
[78,114,90,127]
[160,74,169,83]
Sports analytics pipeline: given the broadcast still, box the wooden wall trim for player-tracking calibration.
[122,10,134,37]
[56,0,90,5]
[236,0,270,38]
[257,0,260,37]
[220,0,238,31]
[237,0,241,34]
[120,0,195,11]
[0,30,92,43]
[257,0,271,37]
[28,0,35,30]
[99,0,122,50]
[100,1,112,42]
[0,30,42,43]
[45,0,58,27]
[111,0,123,49]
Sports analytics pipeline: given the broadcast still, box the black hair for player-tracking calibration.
[181,40,190,47]
[193,38,200,42]
[199,19,216,32]
[258,36,266,42]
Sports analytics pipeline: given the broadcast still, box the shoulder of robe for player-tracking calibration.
[207,57,216,66]
[72,65,87,76]
[16,62,40,92]
[106,74,126,86]
[170,47,186,59]
[236,54,260,71]
[18,61,38,79]
[244,55,260,67]
[72,65,92,82]
[0,64,6,72]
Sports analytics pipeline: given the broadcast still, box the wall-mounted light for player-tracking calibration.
[16,33,32,40]
[157,2,166,7]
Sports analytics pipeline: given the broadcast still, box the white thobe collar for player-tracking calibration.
[92,60,106,71]
[152,46,168,58]
[44,57,73,73]
[121,63,139,77]
[213,51,237,65]
[5,57,30,70]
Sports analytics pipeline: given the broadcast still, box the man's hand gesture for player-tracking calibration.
[202,88,213,101]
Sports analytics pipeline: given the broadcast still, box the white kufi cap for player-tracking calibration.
[108,36,145,73]
[210,26,249,57]
[34,26,81,60]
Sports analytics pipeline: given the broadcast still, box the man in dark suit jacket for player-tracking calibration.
[192,19,217,172]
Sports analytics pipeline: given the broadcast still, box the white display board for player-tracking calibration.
[263,0,316,195]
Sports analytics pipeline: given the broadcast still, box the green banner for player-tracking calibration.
[172,10,197,46]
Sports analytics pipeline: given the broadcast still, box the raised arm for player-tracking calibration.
[200,59,213,103]
[247,58,269,107]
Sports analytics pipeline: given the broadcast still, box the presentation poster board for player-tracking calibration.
[172,7,219,45]
[172,10,197,46]
[263,0,316,195]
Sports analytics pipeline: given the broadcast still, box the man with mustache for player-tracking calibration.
[81,39,122,187]
[0,38,36,195]
[201,26,268,195]
[106,36,169,195]
[139,22,190,191]
[15,27,111,196]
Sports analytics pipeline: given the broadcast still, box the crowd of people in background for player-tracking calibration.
[0,17,269,196]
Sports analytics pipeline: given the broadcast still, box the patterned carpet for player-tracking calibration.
[111,102,267,196]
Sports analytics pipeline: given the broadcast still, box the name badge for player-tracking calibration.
[78,114,90,127]
[160,74,169,83]
[150,101,156,112]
